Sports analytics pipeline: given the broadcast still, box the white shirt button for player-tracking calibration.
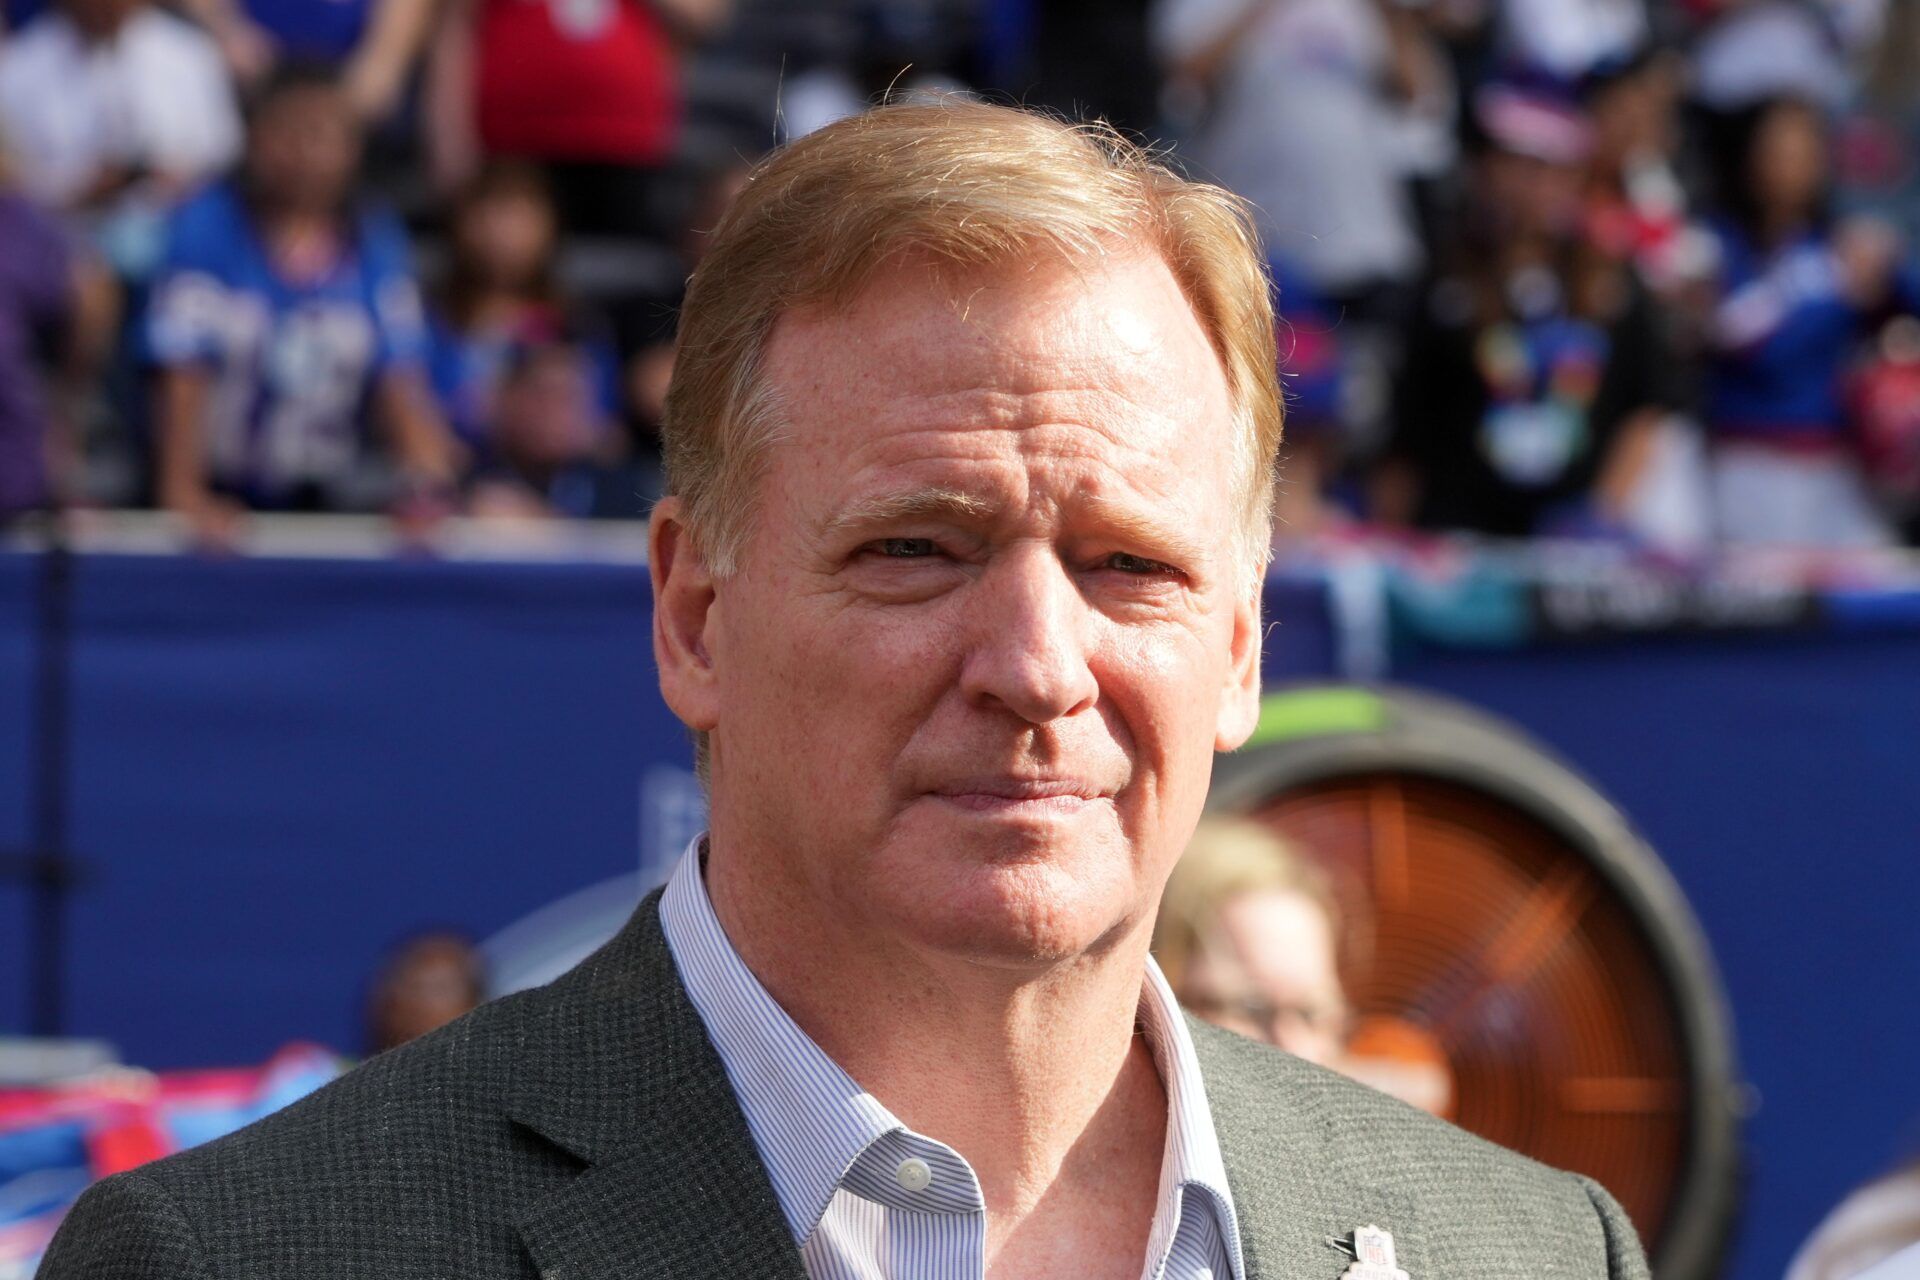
[895,1156,933,1192]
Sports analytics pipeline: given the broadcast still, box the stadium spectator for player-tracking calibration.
[1582,46,1716,298]
[0,0,239,276]
[423,0,731,239]
[1154,816,1458,1112]
[425,160,641,514]
[366,932,486,1054]
[465,333,638,520]
[426,161,573,455]
[1496,0,1649,81]
[145,63,459,545]
[170,0,439,127]
[1379,82,1686,539]
[1702,94,1911,546]
[611,159,747,464]
[1150,0,1442,311]
[778,4,977,142]
[1788,1157,1920,1280]
[1691,0,1864,113]
[1270,259,1360,535]
[1154,818,1351,1068]
[0,169,77,518]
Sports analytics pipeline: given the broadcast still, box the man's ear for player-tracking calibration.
[1214,581,1264,753]
[650,497,722,734]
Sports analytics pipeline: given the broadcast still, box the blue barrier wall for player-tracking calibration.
[0,552,679,1061]
[1,545,1915,1280]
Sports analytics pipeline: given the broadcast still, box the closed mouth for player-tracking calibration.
[927,778,1112,811]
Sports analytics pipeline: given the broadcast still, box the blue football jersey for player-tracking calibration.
[242,0,373,63]
[146,181,428,507]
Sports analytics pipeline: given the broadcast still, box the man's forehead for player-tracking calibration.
[759,247,1227,405]
[747,248,1243,572]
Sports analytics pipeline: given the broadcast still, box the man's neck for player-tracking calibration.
[703,836,1168,1274]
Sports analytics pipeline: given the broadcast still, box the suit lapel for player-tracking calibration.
[1192,1018,1430,1280]
[506,890,808,1280]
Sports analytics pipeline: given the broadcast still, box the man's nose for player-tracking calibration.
[957,547,1099,725]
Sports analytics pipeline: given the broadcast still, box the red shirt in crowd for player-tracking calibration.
[475,0,679,165]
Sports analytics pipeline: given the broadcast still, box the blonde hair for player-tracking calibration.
[661,99,1284,590]
[1154,817,1340,992]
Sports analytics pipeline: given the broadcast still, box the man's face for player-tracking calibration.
[667,248,1262,968]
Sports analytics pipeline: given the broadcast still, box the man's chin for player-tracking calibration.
[866,848,1137,970]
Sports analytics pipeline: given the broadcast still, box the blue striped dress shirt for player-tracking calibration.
[659,838,1248,1280]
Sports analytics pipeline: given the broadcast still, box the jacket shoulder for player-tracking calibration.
[169,983,539,1174]
[43,985,574,1278]
[38,1166,211,1280]
[1193,1019,1650,1280]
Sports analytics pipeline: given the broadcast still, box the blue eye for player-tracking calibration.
[878,538,938,558]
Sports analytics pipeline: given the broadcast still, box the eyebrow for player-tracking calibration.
[1082,494,1209,569]
[826,486,1211,568]
[825,487,999,539]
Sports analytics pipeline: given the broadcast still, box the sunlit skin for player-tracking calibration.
[650,248,1263,1278]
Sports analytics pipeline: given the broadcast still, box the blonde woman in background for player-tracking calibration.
[1789,1160,1920,1280]
[1154,817,1353,1068]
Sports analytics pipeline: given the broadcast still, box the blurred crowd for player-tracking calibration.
[5,0,1920,553]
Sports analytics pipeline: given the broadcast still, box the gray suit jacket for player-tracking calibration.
[42,891,1649,1279]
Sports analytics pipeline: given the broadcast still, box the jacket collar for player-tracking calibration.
[506,888,808,1280]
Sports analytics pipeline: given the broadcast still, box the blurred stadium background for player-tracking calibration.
[3,0,1920,1276]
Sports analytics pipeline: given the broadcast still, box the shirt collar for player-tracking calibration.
[659,837,894,1243]
[1137,943,1249,1280]
[658,835,1245,1275]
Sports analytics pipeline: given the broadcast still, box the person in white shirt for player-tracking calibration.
[1151,0,1443,302]
[1790,1161,1920,1280]
[0,0,240,215]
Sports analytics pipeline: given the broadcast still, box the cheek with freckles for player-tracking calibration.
[1097,613,1235,806]
[717,567,961,847]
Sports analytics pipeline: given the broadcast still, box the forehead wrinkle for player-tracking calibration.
[837,389,1197,474]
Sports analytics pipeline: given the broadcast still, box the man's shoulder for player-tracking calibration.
[41,901,699,1278]
[46,984,576,1278]
[1195,1016,1568,1182]
[142,985,545,1194]
[1192,1019,1647,1278]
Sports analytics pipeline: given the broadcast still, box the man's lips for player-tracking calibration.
[926,777,1114,812]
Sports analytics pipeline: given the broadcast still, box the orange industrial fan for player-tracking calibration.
[1207,686,1743,1280]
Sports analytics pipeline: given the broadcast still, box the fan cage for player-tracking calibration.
[1206,686,1742,1280]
